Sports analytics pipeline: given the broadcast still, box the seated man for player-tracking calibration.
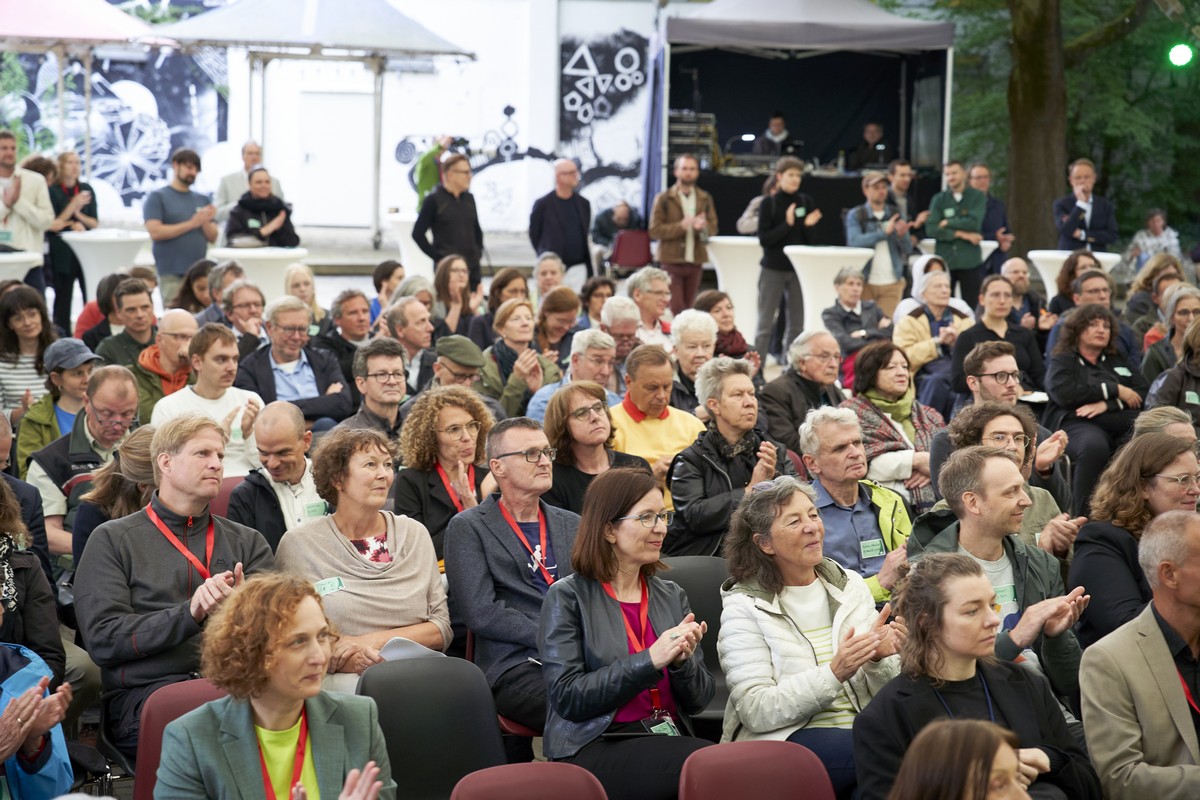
[384,295,437,397]
[760,331,845,456]
[1081,510,1200,797]
[227,401,325,551]
[625,267,673,353]
[311,288,373,410]
[27,365,138,556]
[909,446,1087,702]
[193,260,244,326]
[132,308,197,423]
[75,416,274,755]
[220,279,269,360]
[95,278,156,367]
[151,323,263,476]
[336,337,407,441]
[235,295,352,431]
[669,309,716,415]
[526,328,620,423]
[609,345,705,509]
[1131,272,1183,346]
[444,417,580,760]
[590,200,643,248]
[599,295,640,395]
[397,334,504,425]
[799,407,911,603]
[821,267,891,384]
[81,273,127,350]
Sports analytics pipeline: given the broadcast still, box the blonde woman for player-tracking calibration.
[284,263,332,337]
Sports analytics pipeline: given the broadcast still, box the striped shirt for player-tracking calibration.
[0,354,47,418]
[778,583,858,729]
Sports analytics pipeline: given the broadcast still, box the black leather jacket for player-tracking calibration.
[539,573,715,759]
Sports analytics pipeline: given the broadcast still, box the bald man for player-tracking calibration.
[226,401,326,551]
[132,308,199,422]
[529,158,592,288]
[999,257,1055,349]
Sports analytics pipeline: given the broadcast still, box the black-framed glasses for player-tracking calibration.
[984,433,1031,447]
[91,406,139,428]
[495,447,556,463]
[439,362,481,383]
[615,510,674,528]
[366,371,406,384]
[569,402,606,421]
[973,370,1023,385]
[439,420,482,439]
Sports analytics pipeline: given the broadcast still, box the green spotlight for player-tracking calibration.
[1169,43,1194,67]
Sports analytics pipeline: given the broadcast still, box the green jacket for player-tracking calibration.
[131,360,195,425]
[906,508,1082,699]
[95,329,154,368]
[856,480,913,604]
[928,186,986,270]
[479,347,562,418]
[15,393,61,480]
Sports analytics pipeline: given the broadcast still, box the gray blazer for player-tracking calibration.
[155,692,395,800]
[1080,604,1200,798]
[444,494,580,685]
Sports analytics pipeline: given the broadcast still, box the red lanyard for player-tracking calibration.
[435,463,475,513]
[258,707,308,800]
[602,578,664,712]
[1179,670,1200,715]
[497,500,554,585]
[146,503,214,580]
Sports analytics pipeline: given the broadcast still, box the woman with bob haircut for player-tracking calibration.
[277,428,451,692]
[886,719,1029,800]
[1068,433,1199,649]
[852,552,1101,800]
[542,380,649,515]
[535,285,582,371]
[719,475,902,799]
[156,573,395,800]
[431,254,479,340]
[478,297,561,418]
[467,267,527,350]
[394,386,493,561]
[1047,250,1102,317]
[539,467,714,800]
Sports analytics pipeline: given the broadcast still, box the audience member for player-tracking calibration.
[384,295,436,396]
[16,338,98,480]
[75,416,274,754]
[168,258,214,315]
[1045,270,1142,364]
[539,467,714,796]
[397,334,504,425]
[967,162,1015,276]
[77,273,126,344]
[467,267,527,351]
[220,279,270,359]
[47,149,97,331]
[845,171,913,317]
[694,290,760,372]
[0,130,54,259]
[526,328,620,423]
[334,337,406,441]
[893,255,970,320]
[649,154,718,313]
[751,112,788,157]
[756,157,819,355]
[822,267,891,386]
[1147,316,1200,433]
[131,308,197,423]
[1141,285,1200,384]
[369,259,404,325]
[73,425,155,565]
[579,276,615,329]
[1129,271,1181,345]
[928,160,987,302]
[530,160,591,286]
[284,262,331,337]
[143,148,217,302]
[1125,208,1182,270]
[95,279,156,367]
[479,298,561,418]
[1125,252,1182,324]
[532,253,565,305]
[999,257,1054,351]
[885,720,1028,800]
[413,152,484,288]
[0,287,56,427]
[951,276,1044,396]
[669,309,717,415]
[193,260,244,326]
[590,200,642,249]
[1047,249,1101,316]
[626,267,674,353]
[846,122,895,169]
[431,255,479,341]
[312,288,372,410]
[534,286,581,371]
[760,331,845,456]
[720,475,902,798]
[1132,405,1197,443]
[224,166,298,247]
[213,140,282,221]
[599,295,641,394]
[893,269,971,420]
[885,159,930,232]
[394,276,434,312]
[1053,158,1118,251]
[736,175,774,236]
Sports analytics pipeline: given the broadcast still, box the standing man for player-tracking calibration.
[928,160,987,304]
[312,288,373,410]
[649,154,718,313]
[968,162,1015,276]
[529,159,591,289]
[384,296,438,397]
[1053,158,1119,252]
[144,148,217,303]
[95,279,156,367]
[337,337,407,441]
[0,130,54,272]
[214,140,282,223]
[845,171,913,318]
[885,159,930,233]
[413,153,484,289]
[132,308,198,422]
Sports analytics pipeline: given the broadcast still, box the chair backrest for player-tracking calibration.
[610,230,653,269]
[210,475,244,518]
[679,741,834,800]
[357,658,506,800]
[661,556,730,676]
[451,762,607,800]
[134,679,228,800]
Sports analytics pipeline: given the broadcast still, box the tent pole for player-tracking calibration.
[84,50,92,182]
[248,52,256,142]
[941,46,953,178]
[898,59,907,160]
[660,38,671,195]
[57,46,66,148]
[260,57,268,152]
[371,56,384,250]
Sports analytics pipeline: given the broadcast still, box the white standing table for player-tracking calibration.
[706,236,763,340]
[59,229,151,300]
[208,247,309,297]
[0,252,43,281]
[1027,250,1121,297]
[784,246,874,330]
[385,213,429,280]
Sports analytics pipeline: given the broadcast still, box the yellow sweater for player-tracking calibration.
[610,398,705,509]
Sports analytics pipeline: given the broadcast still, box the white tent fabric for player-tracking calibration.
[665,0,954,52]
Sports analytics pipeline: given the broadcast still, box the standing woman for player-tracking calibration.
[535,286,583,371]
[47,151,98,332]
[431,255,479,340]
[479,298,561,418]
[0,288,57,427]
[156,573,394,800]
[467,267,527,350]
[540,467,714,800]
[284,263,332,337]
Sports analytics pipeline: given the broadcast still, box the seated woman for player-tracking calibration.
[694,290,762,376]
[821,267,892,386]
[285,263,332,338]
[853,552,1101,800]
[1045,303,1147,516]
[479,298,561,418]
[394,386,492,562]
[1123,252,1182,325]
[535,286,582,370]
[467,268,527,350]
[951,275,1044,396]
[540,467,715,800]
[840,340,944,515]
[668,357,795,557]
[1068,433,1197,649]
[16,338,99,480]
[1047,250,1101,317]
[719,475,902,799]
[542,380,648,515]
[431,254,479,340]
[225,166,300,247]
[1132,405,1198,444]
[73,425,156,565]
[580,276,616,329]
[886,720,1028,800]
[277,428,451,693]
[1142,285,1200,384]
[669,309,717,415]
[157,573,394,800]
[894,254,973,320]
[893,268,974,420]
[1147,315,1200,435]
[392,276,434,313]
[0,288,57,428]
[168,258,214,314]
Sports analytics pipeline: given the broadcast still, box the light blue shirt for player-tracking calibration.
[269,348,319,403]
[811,478,887,580]
[526,375,621,423]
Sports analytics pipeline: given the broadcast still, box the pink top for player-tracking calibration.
[612,601,678,723]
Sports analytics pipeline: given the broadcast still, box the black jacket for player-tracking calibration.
[0,550,64,685]
[1068,521,1151,650]
[758,190,817,271]
[853,661,1101,800]
[224,194,300,248]
[28,420,105,533]
[950,321,1045,394]
[82,320,113,351]
[1053,194,1118,252]
[1147,353,1200,435]
[1043,350,1148,432]
[822,301,892,357]
[4,473,51,588]
[529,190,591,269]
[393,465,490,561]
[759,368,845,455]
[310,329,362,409]
[234,345,352,422]
[413,185,484,283]
[225,469,288,552]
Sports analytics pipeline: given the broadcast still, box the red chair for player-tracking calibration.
[451,762,607,799]
[210,475,244,517]
[606,229,653,276]
[679,741,834,800]
[465,631,542,737]
[133,679,228,800]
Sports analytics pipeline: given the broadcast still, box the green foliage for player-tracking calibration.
[0,52,32,158]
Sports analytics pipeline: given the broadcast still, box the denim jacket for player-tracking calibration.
[845,201,914,282]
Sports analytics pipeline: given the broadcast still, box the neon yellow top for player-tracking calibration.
[255,715,320,800]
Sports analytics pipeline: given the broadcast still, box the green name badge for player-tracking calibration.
[1187,391,1200,405]
[305,501,327,518]
[796,207,806,217]
[860,539,887,559]
[0,231,12,243]
[308,324,320,336]
[995,584,1016,606]
[1113,366,1132,377]
[943,208,955,218]
[248,219,262,229]
[315,577,344,596]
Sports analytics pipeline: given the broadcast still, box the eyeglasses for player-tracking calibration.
[232,301,263,311]
[615,510,674,528]
[1154,473,1200,489]
[583,355,615,369]
[984,433,1031,447]
[273,325,309,338]
[91,406,138,427]
[974,370,1023,385]
[366,371,407,384]
[569,402,606,421]
[494,447,557,463]
[439,363,481,383]
[439,420,483,438]
[643,289,672,297]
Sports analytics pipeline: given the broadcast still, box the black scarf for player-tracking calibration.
[236,192,288,215]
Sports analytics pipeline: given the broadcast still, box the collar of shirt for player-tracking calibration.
[354,403,401,436]
[622,392,668,422]
[270,458,314,492]
[1153,602,1198,664]
[268,347,310,372]
[839,301,863,316]
[811,477,868,512]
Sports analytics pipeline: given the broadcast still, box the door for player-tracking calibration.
[295,91,374,227]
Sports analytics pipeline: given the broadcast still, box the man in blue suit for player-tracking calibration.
[1053,158,1119,252]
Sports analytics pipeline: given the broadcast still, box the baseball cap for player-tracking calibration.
[44,338,101,372]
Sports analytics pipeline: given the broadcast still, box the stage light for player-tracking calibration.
[1169,43,1193,67]
[740,134,756,142]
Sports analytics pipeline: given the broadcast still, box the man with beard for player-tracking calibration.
[144,149,218,303]
[649,154,718,313]
[999,257,1054,352]
[132,309,198,422]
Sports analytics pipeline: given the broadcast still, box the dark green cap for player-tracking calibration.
[435,335,485,368]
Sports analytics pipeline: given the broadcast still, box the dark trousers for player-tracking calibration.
[951,262,988,308]
[51,262,86,333]
[1062,410,1138,516]
[661,262,702,315]
[492,662,547,763]
[787,727,858,800]
[107,679,176,756]
[563,725,712,800]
